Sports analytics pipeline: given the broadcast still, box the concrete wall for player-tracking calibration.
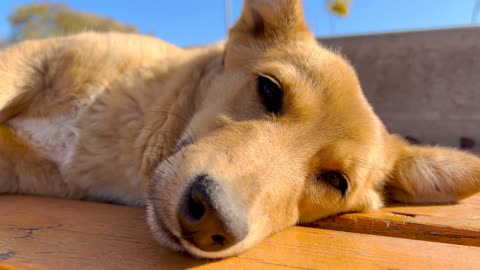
[319,27,480,151]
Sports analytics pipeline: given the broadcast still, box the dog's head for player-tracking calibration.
[146,0,480,258]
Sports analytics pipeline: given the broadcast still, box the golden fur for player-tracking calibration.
[1,0,480,258]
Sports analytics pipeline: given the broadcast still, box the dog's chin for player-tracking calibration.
[178,238,248,259]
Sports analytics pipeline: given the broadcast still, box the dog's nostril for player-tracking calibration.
[187,196,205,220]
[211,234,226,246]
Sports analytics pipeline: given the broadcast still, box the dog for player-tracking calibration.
[1,0,480,259]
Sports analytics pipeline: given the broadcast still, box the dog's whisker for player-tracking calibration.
[137,125,196,157]
[144,108,198,143]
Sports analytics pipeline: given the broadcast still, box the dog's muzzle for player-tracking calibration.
[177,175,248,251]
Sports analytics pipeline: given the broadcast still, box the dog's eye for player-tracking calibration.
[316,171,348,195]
[257,75,283,114]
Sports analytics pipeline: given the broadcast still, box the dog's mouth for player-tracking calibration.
[146,139,195,252]
[147,204,184,251]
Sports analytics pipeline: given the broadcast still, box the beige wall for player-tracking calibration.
[320,27,480,151]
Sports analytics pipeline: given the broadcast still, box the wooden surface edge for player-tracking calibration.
[309,195,480,247]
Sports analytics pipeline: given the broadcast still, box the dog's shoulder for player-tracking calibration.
[1,31,184,60]
[1,32,189,117]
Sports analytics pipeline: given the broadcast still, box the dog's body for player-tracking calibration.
[0,32,222,205]
[1,0,480,259]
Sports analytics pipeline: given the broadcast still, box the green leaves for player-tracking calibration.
[7,3,137,42]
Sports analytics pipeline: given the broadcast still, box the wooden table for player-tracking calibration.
[0,195,479,269]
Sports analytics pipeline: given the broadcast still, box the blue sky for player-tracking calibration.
[0,0,479,46]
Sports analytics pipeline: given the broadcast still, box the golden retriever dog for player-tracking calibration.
[1,0,480,258]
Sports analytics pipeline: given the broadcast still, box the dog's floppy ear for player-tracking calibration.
[385,139,480,204]
[229,0,311,40]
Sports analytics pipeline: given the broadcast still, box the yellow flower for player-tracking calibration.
[327,0,351,17]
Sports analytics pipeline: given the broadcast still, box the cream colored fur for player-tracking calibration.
[1,0,480,258]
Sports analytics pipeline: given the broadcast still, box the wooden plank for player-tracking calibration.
[310,195,480,246]
[0,262,39,270]
[384,194,480,219]
[238,227,480,270]
[0,195,479,270]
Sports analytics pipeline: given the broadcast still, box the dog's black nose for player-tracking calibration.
[178,175,248,251]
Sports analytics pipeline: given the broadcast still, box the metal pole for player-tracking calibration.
[472,0,480,24]
[224,0,232,35]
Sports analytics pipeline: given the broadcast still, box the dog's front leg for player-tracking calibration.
[0,126,18,193]
[0,125,79,198]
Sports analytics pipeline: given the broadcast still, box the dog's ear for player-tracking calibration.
[384,139,480,204]
[229,0,311,41]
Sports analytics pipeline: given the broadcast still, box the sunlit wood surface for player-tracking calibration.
[0,195,479,270]
[312,195,480,247]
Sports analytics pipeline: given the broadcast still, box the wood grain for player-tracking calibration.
[311,195,480,246]
[1,195,479,270]
[238,226,480,270]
